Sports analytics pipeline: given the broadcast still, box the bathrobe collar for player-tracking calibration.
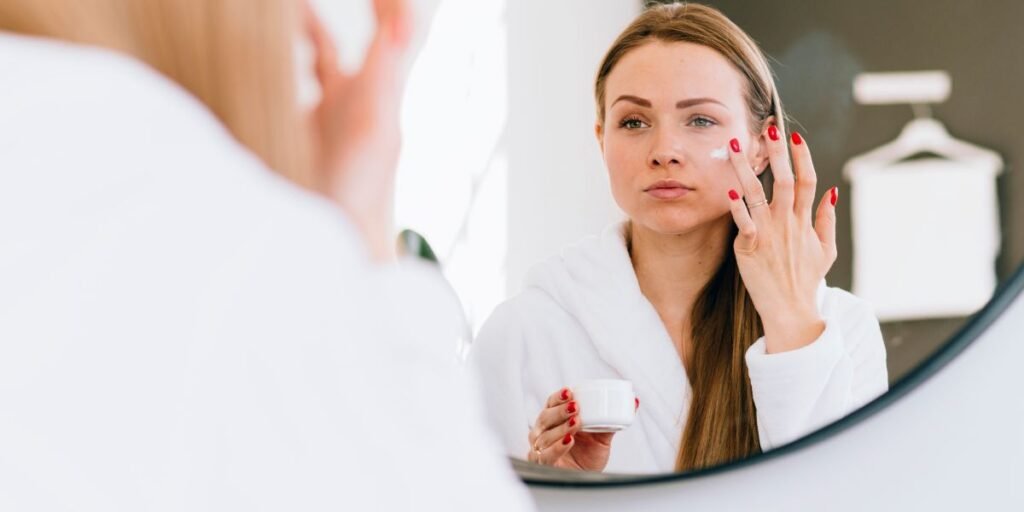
[524,222,688,469]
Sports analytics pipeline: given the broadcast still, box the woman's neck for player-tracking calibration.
[628,217,732,335]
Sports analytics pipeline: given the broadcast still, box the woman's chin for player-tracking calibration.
[635,217,701,236]
[631,208,729,236]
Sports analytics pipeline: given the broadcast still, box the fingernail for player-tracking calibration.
[831,186,838,206]
[728,189,740,201]
[791,132,803,145]
[768,125,779,141]
[562,434,572,445]
[569,417,577,427]
[635,397,640,410]
[560,388,570,401]
[730,138,741,153]
[567,401,577,414]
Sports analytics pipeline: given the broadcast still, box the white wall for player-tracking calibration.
[310,0,505,332]
[311,0,640,326]
[505,0,639,297]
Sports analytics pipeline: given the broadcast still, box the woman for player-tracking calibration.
[471,2,888,475]
[0,0,530,509]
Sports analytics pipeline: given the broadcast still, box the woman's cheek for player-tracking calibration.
[604,143,641,183]
[608,163,636,205]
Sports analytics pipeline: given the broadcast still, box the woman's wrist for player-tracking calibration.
[359,219,397,263]
[761,307,825,354]
[334,202,396,263]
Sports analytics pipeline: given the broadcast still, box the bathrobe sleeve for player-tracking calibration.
[744,287,889,450]
[468,299,535,460]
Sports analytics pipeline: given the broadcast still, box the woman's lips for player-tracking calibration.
[645,180,693,199]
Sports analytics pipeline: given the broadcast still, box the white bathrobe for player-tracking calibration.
[470,222,889,474]
[0,32,531,510]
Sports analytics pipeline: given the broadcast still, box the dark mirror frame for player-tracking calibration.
[517,260,1024,487]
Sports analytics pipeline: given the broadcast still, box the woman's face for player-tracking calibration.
[598,41,770,236]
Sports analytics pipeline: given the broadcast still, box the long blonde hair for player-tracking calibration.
[596,2,785,472]
[0,0,314,186]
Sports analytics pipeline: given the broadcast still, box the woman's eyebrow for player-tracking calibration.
[611,95,652,108]
[610,95,726,109]
[676,97,725,109]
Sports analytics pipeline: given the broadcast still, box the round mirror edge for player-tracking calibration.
[521,261,1024,488]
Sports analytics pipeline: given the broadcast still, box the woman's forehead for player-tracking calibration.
[605,40,746,109]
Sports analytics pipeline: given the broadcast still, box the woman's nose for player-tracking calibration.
[648,130,683,168]
[649,150,682,168]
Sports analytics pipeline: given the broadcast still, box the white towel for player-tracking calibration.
[849,158,1001,321]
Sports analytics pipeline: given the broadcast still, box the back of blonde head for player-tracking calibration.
[0,0,313,186]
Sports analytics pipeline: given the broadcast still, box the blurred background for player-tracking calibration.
[316,0,1023,383]
[675,0,1024,382]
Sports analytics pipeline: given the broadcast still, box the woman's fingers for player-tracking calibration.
[728,137,771,226]
[815,187,839,265]
[544,387,572,409]
[728,188,758,254]
[534,398,577,434]
[531,430,576,465]
[372,0,412,48]
[764,124,795,213]
[356,0,412,122]
[302,0,343,86]
[528,388,580,465]
[529,388,575,447]
[790,132,819,223]
[533,415,581,459]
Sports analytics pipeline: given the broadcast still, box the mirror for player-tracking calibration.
[380,0,1023,482]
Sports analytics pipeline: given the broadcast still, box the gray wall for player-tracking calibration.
[653,0,1024,380]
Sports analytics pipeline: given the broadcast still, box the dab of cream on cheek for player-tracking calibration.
[709,146,729,161]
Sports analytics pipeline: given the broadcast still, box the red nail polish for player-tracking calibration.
[730,138,741,153]
[728,189,740,201]
[831,187,838,206]
[562,434,572,445]
[567,401,577,414]
[791,132,803,145]
[635,397,640,409]
[768,125,779,141]
[560,388,569,401]
[569,417,576,427]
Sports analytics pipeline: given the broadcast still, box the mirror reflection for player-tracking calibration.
[391,0,1021,478]
[471,2,887,475]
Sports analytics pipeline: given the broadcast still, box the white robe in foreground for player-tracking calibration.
[470,222,888,474]
[0,32,532,511]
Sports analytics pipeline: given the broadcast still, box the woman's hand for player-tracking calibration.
[527,388,614,471]
[303,0,411,261]
[726,129,837,354]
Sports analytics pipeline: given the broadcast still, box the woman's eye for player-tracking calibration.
[690,116,716,128]
[619,117,648,130]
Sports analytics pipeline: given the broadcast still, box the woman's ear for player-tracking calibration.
[751,117,776,176]
[595,122,605,155]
